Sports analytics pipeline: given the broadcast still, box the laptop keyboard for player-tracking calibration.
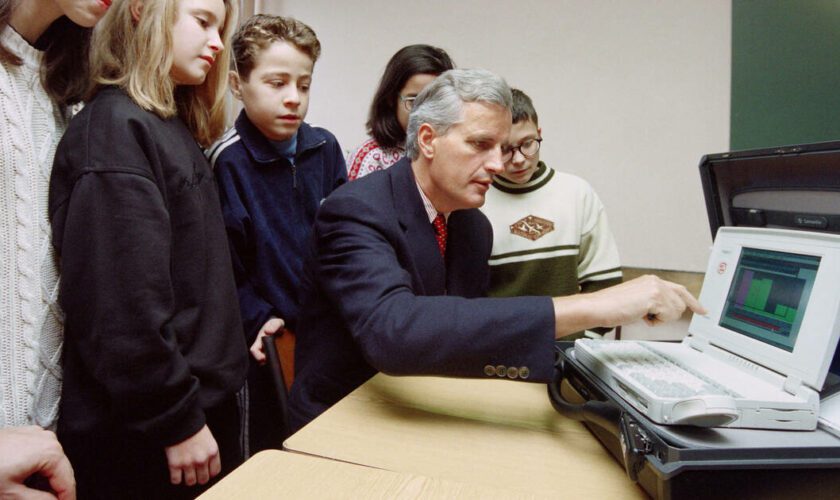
[577,339,738,398]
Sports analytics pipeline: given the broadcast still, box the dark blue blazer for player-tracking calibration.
[288,158,555,431]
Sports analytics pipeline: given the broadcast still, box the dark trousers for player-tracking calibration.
[61,396,241,500]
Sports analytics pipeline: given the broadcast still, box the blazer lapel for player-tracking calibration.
[390,159,446,295]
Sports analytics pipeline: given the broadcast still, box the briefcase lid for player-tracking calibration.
[699,140,840,240]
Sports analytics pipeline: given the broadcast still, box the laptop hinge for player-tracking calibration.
[784,375,803,397]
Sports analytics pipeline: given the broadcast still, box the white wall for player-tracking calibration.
[262,0,731,272]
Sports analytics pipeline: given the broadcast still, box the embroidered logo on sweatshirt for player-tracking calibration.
[178,162,206,192]
[510,215,554,241]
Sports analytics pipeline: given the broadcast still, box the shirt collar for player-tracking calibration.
[234,110,325,165]
[1,26,42,70]
[270,134,297,163]
[415,181,449,223]
[491,161,552,193]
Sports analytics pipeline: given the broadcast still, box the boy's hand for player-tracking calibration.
[164,425,220,486]
[250,317,285,364]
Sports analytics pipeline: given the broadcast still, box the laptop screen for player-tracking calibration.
[719,247,820,352]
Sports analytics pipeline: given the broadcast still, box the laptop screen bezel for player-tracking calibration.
[689,226,840,390]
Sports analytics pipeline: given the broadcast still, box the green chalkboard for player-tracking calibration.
[731,0,840,151]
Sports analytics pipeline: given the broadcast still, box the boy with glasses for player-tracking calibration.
[481,89,623,337]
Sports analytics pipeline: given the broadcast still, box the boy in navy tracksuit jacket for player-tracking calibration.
[206,15,346,455]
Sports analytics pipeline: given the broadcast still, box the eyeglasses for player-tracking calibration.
[399,95,417,111]
[501,138,542,162]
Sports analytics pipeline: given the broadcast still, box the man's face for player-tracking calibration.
[423,102,511,212]
[499,119,541,184]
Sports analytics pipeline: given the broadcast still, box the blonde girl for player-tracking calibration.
[48,0,247,497]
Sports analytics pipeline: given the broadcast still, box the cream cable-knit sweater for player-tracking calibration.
[1,26,65,429]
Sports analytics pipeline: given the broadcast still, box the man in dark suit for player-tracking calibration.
[288,69,703,431]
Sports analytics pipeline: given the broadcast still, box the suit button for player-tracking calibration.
[506,366,519,379]
[495,365,506,377]
[484,365,496,377]
[519,366,530,380]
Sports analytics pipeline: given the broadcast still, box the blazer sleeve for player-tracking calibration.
[312,192,557,382]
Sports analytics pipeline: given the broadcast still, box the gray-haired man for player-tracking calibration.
[288,69,703,430]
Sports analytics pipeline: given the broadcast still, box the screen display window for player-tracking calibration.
[720,247,820,352]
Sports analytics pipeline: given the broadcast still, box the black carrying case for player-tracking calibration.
[549,141,840,499]
[700,141,840,238]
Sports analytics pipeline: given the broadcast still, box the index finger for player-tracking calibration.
[169,463,183,485]
[673,284,706,315]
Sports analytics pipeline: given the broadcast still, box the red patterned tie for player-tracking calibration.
[432,213,447,257]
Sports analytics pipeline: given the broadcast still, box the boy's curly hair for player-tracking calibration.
[232,15,320,80]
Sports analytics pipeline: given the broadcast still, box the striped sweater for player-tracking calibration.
[480,162,622,300]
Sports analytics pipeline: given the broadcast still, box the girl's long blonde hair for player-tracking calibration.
[89,0,238,146]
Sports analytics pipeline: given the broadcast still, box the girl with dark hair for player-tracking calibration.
[347,43,454,180]
[0,0,108,433]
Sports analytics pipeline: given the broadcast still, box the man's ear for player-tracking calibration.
[129,0,144,23]
[417,123,437,160]
[537,126,542,137]
[229,71,242,101]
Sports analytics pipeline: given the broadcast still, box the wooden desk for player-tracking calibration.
[284,374,646,498]
[199,450,537,499]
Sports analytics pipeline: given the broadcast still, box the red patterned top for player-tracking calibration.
[346,138,404,181]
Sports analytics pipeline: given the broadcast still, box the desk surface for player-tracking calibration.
[284,374,646,499]
[199,450,536,499]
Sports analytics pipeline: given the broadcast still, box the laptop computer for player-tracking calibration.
[573,226,840,430]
